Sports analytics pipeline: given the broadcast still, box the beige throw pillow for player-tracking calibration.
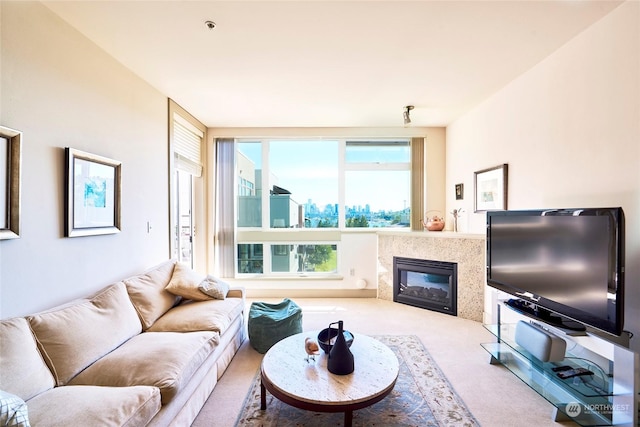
[165,263,209,301]
[198,275,230,300]
[124,260,179,330]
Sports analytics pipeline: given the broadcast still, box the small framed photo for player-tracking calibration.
[474,164,508,212]
[65,148,121,237]
[455,183,464,200]
[0,126,22,240]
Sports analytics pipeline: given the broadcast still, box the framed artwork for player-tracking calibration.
[0,126,22,240]
[474,164,508,212]
[455,183,464,200]
[65,148,121,237]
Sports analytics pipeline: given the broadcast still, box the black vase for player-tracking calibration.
[327,320,354,375]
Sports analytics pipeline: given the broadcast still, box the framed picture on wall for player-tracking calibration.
[455,183,464,200]
[474,164,508,212]
[65,148,121,237]
[0,125,22,240]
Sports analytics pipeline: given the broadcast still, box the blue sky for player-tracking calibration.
[238,140,410,212]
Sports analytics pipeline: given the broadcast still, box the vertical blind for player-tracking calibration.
[173,113,203,177]
[411,137,425,231]
[214,138,236,277]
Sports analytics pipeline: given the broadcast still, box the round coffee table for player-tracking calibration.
[260,331,399,426]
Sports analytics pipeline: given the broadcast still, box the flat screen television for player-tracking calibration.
[486,207,625,336]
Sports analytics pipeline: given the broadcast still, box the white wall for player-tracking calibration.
[0,2,170,318]
[446,1,640,351]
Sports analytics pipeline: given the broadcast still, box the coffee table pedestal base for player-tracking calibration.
[260,378,355,427]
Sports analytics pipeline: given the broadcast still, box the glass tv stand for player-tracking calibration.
[481,301,638,426]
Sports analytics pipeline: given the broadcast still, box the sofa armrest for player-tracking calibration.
[227,287,245,299]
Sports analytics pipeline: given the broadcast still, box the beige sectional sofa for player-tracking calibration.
[0,260,245,426]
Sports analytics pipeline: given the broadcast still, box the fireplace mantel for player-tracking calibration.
[377,231,485,322]
[378,230,485,240]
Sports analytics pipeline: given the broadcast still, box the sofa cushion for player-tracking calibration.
[198,275,230,300]
[147,298,244,334]
[0,317,55,400]
[68,331,218,405]
[164,263,209,301]
[0,390,30,427]
[124,260,179,330]
[27,282,142,386]
[27,385,160,427]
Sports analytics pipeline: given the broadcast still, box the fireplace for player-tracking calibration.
[393,257,457,316]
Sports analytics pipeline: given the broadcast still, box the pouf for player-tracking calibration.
[248,298,303,354]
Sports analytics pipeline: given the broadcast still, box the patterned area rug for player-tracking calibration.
[234,335,478,426]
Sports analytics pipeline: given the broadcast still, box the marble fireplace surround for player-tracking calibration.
[378,231,485,322]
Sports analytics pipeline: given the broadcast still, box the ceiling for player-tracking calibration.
[42,1,622,128]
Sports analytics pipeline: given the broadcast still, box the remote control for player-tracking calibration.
[552,365,573,372]
[556,368,594,379]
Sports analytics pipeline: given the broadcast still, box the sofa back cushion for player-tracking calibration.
[123,260,179,330]
[0,317,55,400]
[28,282,142,386]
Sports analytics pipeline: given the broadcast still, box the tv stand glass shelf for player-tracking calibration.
[482,308,621,426]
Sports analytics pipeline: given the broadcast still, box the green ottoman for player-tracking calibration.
[248,298,303,354]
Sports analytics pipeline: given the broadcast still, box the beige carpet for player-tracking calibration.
[236,335,478,426]
[193,298,578,427]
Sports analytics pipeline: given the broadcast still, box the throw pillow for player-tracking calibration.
[165,263,209,301]
[198,275,230,300]
[0,390,30,427]
[123,260,179,330]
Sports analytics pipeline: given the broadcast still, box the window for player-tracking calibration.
[237,140,339,229]
[169,100,206,269]
[175,170,194,266]
[234,138,411,277]
[237,243,338,275]
[238,243,263,274]
[272,244,338,273]
[344,141,411,227]
[237,141,263,227]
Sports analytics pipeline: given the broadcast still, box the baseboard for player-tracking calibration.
[244,288,378,299]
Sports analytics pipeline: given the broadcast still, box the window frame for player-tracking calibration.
[234,137,413,279]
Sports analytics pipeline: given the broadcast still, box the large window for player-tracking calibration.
[344,141,411,228]
[235,138,411,277]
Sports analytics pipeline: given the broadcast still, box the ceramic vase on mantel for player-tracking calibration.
[327,321,354,375]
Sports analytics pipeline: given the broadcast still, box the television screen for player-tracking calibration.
[486,207,625,336]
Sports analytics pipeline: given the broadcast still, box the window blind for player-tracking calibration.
[173,114,203,177]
